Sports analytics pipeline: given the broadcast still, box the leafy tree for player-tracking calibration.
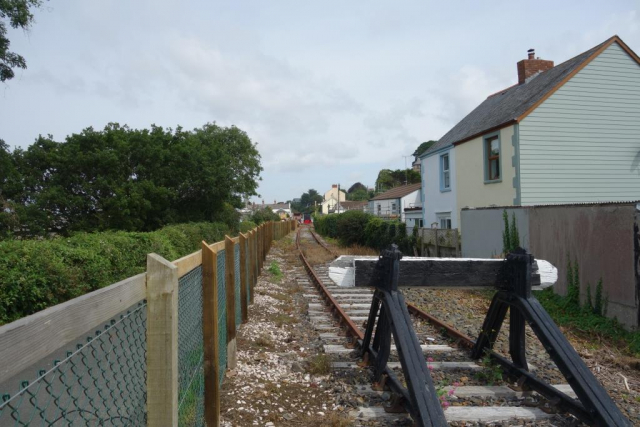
[348,182,367,193]
[1,122,262,237]
[412,140,437,157]
[298,188,323,214]
[250,207,279,225]
[1,0,45,81]
[346,188,370,201]
[375,169,420,193]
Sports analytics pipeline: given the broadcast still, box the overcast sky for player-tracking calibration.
[1,1,639,203]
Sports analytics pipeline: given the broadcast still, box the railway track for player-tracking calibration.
[295,225,582,426]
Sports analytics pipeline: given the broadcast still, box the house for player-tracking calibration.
[321,184,346,214]
[369,183,421,224]
[335,200,368,213]
[420,35,640,230]
[264,202,291,219]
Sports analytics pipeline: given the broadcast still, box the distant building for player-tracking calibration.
[368,183,421,225]
[322,185,346,214]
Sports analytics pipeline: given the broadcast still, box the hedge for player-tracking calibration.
[314,212,414,253]
[0,222,229,325]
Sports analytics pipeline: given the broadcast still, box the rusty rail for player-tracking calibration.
[308,227,339,258]
[296,227,363,341]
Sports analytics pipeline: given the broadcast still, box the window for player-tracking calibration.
[377,204,381,214]
[437,212,452,229]
[391,202,397,213]
[484,133,501,182]
[418,219,423,228]
[440,153,450,191]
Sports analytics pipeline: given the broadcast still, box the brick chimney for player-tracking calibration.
[332,184,337,188]
[517,49,554,85]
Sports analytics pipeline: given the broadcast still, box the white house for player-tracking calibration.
[369,183,421,224]
[420,35,640,231]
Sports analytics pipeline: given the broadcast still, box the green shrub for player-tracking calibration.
[335,210,372,246]
[250,207,280,225]
[239,220,257,233]
[0,222,229,325]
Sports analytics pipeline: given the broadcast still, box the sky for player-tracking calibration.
[1,1,639,203]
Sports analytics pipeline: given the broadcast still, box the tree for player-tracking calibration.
[1,0,45,82]
[1,122,262,237]
[348,182,367,193]
[374,168,420,192]
[412,140,437,157]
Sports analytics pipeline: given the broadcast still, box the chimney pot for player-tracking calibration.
[332,184,337,188]
[527,48,535,60]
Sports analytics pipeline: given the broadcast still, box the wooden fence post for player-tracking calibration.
[239,233,248,323]
[201,242,220,427]
[146,253,179,427]
[224,236,237,369]
[435,229,440,257]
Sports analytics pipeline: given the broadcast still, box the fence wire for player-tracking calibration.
[245,239,250,305]
[216,249,227,385]
[177,266,205,427]
[0,302,147,426]
[234,243,241,326]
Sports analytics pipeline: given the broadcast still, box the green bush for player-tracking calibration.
[335,210,372,246]
[250,208,280,225]
[315,213,412,253]
[239,220,257,233]
[0,222,229,325]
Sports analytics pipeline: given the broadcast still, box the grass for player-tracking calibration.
[534,287,640,357]
[274,313,298,327]
[475,353,503,385]
[268,260,283,282]
[306,353,332,375]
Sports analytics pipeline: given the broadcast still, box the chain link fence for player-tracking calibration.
[234,243,242,326]
[0,302,147,426]
[177,266,205,427]
[216,249,227,385]
[0,220,293,426]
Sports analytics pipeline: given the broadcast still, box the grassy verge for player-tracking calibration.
[534,287,640,357]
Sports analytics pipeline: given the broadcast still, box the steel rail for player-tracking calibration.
[306,227,476,349]
[308,227,339,258]
[296,227,364,341]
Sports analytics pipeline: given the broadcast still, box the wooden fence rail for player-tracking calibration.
[0,219,296,427]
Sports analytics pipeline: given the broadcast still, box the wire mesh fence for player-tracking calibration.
[0,220,291,427]
[216,249,227,385]
[0,301,147,426]
[234,243,241,326]
[177,266,205,427]
[245,239,250,305]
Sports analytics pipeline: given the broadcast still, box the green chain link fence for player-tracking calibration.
[216,249,227,385]
[234,243,241,326]
[0,302,147,426]
[245,239,250,305]
[177,266,205,427]
[0,221,290,426]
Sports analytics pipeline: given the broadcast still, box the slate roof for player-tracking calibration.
[423,37,614,157]
[370,183,422,201]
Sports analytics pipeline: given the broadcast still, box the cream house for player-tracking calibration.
[321,185,346,214]
[421,35,640,230]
